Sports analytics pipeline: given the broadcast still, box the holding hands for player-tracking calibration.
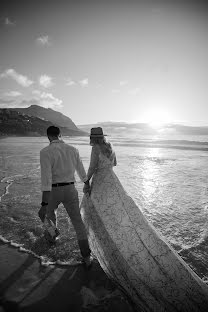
[83,180,91,194]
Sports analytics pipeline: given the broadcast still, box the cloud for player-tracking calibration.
[39,75,54,88]
[66,78,76,86]
[0,69,33,87]
[36,35,50,46]
[4,17,15,26]
[32,90,41,95]
[119,80,128,86]
[32,90,63,109]
[0,98,16,105]
[0,90,62,110]
[0,97,22,108]
[79,78,88,87]
[4,91,22,97]
[128,88,140,95]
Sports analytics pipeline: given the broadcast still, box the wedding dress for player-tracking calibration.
[80,146,208,311]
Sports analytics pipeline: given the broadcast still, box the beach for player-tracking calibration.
[0,136,136,311]
[0,240,135,312]
[1,135,208,310]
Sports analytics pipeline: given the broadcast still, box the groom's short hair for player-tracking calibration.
[47,126,60,137]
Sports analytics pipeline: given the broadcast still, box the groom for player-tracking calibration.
[39,125,92,267]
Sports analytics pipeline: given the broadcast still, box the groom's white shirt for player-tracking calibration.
[40,139,87,191]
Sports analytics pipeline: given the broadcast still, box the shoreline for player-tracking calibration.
[0,135,9,140]
[0,240,135,312]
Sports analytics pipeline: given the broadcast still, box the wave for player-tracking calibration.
[111,139,208,151]
[67,136,208,151]
[0,234,81,267]
[0,174,24,202]
[134,139,208,145]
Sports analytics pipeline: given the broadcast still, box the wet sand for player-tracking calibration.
[0,241,136,312]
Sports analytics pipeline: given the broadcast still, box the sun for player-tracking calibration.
[141,109,171,129]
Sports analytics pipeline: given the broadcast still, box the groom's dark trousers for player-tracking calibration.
[46,183,90,258]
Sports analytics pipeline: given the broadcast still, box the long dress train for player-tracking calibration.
[80,151,208,311]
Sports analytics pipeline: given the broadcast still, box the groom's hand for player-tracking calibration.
[38,203,47,223]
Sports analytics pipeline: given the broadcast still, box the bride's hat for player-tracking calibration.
[90,127,107,137]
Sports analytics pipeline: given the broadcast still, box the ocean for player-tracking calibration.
[1,135,208,280]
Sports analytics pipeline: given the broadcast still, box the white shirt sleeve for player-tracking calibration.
[40,150,52,191]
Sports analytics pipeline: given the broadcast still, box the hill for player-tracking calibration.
[0,108,87,137]
[12,105,79,131]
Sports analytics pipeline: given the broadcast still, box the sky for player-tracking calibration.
[0,0,208,125]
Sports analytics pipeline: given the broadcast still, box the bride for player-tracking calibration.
[81,127,208,311]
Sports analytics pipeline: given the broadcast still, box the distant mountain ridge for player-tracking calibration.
[78,121,208,136]
[0,105,87,137]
